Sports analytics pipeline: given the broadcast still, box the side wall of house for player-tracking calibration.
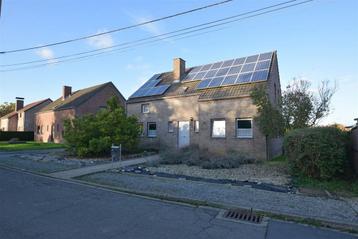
[8,115,18,131]
[18,100,53,132]
[76,84,126,116]
[266,52,283,159]
[35,109,75,143]
[0,118,9,131]
[198,97,267,160]
[127,95,200,150]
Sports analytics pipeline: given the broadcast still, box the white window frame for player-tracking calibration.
[168,121,175,133]
[211,119,226,138]
[194,120,199,133]
[236,119,253,138]
[147,122,157,138]
[141,104,150,114]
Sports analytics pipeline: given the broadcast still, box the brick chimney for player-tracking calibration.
[15,97,24,111]
[173,58,185,82]
[62,86,72,100]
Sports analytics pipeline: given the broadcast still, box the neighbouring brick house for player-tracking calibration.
[0,97,52,132]
[127,51,282,160]
[35,82,126,143]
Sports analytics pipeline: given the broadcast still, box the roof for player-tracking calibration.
[39,82,118,112]
[18,98,52,113]
[127,51,276,103]
[0,111,17,120]
[0,98,51,119]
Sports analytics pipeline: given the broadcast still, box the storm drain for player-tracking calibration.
[223,208,263,224]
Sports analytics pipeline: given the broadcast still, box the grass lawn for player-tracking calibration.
[0,141,65,151]
[294,175,358,197]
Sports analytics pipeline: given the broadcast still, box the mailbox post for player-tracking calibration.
[111,144,121,162]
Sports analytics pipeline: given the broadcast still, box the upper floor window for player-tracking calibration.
[147,122,157,137]
[237,119,253,138]
[141,104,150,113]
[211,119,225,138]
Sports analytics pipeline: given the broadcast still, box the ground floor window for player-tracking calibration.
[211,119,226,138]
[37,126,40,134]
[194,120,199,133]
[237,119,253,138]
[147,122,157,137]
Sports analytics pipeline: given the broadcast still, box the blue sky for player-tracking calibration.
[0,0,357,125]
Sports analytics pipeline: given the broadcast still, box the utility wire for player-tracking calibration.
[0,0,314,72]
[0,0,233,54]
[0,0,309,68]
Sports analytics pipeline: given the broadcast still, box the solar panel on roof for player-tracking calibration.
[194,71,207,80]
[197,79,212,89]
[215,67,230,76]
[245,55,259,63]
[236,73,253,83]
[228,65,242,75]
[241,63,256,73]
[201,64,212,71]
[211,62,223,69]
[208,77,224,87]
[258,52,273,61]
[251,70,269,82]
[255,60,271,70]
[233,57,246,65]
[222,75,238,86]
[221,59,234,68]
[204,69,218,78]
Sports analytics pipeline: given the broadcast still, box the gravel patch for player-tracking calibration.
[147,163,290,186]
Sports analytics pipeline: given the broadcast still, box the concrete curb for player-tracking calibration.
[0,164,357,234]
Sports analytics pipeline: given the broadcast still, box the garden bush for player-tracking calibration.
[284,126,350,180]
[64,97,140,157]
[159,146,255,169]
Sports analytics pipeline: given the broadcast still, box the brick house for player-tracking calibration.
[0,97,52,132]
[35,82,126,143]
[127,51,282,160]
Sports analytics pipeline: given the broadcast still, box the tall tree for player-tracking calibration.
[251,79,336,136]
[0,102,15,118]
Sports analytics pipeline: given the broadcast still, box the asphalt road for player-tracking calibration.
[0,167,356,239]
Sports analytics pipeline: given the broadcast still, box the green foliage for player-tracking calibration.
[282,79,335,130]
[250,79,335,135]
[284,127,350,180]
[160,146,256,169]
[250,85,284,137]
[64,97,140,157]
[0,102,15,118]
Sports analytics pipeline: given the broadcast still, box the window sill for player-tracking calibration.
[211,136,226,139]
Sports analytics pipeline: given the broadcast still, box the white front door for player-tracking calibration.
[178,121,190,148]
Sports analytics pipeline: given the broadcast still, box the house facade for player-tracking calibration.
[0,97,52,132]
[127,51,282,160]
[35,82,126,143]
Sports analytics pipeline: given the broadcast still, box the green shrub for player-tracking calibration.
[64,97,140,157]
[284,126,349,180]
[159,146,255,169]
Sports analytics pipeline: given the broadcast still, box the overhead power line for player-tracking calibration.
[0,0,314,72]
[0,0,233,54]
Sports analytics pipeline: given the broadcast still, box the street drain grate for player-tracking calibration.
[223,208,263,224]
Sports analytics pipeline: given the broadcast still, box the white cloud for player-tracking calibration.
[36,47,55,60]
[135,16,163,36]
[35,47,58,64]
[87,30,114,49]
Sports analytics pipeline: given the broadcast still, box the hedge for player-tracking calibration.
[0,131,34,141]
[284,127,349,180]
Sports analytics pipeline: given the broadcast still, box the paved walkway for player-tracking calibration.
[81,172,358,228]
[49,155,159,179]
